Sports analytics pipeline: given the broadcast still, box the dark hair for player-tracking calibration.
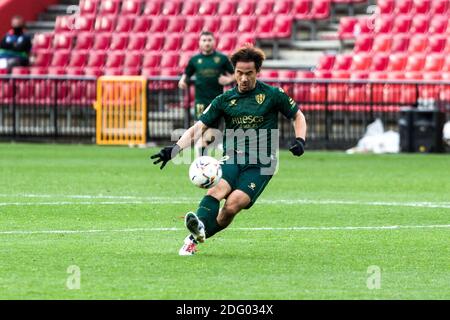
[200,31,215,38]
[230,44,266,72]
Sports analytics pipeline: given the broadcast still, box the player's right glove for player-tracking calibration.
[150,144,181,169]
[289,138,306,157]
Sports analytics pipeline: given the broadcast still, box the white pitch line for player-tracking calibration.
[1,224,450,235]
[1,197,450,208]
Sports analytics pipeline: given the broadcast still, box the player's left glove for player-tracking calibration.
[289,138,306,157]
[150,144,181,169]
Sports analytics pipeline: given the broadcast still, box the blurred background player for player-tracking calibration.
[0,15,32,71]
[178,31,234,157]
[152,45,307,255]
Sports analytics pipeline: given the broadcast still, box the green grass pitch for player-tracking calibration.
[0,143,449,299]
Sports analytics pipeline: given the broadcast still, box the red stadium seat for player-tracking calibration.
[87,51,107,68]
[424,54,445,72]
[198,1,219,15]
[84,67,104,77]
[142,53,161,68]
[185,17,204,33]
[310,0,330,20]
[259,69,279,79]
[68,50,88,68]
[372,35,392,52]
[316,54,335,70]
[115,16,134,33]
[412,0,431,15]
[181,34,199,51]
[47,67,66,75]
[133,16,151,32]
[386,53,408,71]
[53,33,74,50]
[428,34,447,53]
[143,0,163,15]
[333,54,353,70]
[122,67,140,76]
[51,50,70,67]
[99,0,120,15]
[404,53,426,71]
[181,0,200,15]
[123,52,142,68]
[79,0,98,15]
[167,16,186,33]
[93,33,112,50]
[32,33,53,50]
[55,16,75,33]
[236,1,256,15]
[278,69,297,80]
[104,67,123,76]
[179,52,195,70]
[127,33,147,51]
[109,33,128,51]
[428,15,448,34]
[163,34,183,51]
[391,34,409,52]
[141,68,159,77]
[408,34,428,53]
[392,14,412,34]
[74,15,95,32]
[353,34,373,52]
[11,67,29,75]
[410,14,429,34]
[357,16,376,34]
[238,16,257,33]
[444,56,450,72]
[217,1,236,15]
[145,33,164,51]
[255,15,275,39]
[292,0,312,20]
[338,17,358,40]
[273,0,293,14]
[65,67,84,76]
[94,15,116,32]
[273,15,294,38]
[160,53,179,69]
[29,66,48,75]
[350,53,372,71]
[32,50,52,67]
[396,0,413,14]
[161,1,181,15]
[220,16,239,33]
[149,16,168,33]
[216,34,237,52]
[121,0,142,15]
[237,33,256,46]
[202,16,220,33]
[105,52,125,68]
[430,0,449,15]
[374,15,394,33]
[74,32,94,50]
[254,0,274,15]
[371,54,389,71]
[377,0,395,14]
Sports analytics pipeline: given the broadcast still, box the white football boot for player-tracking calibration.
[185,212,206,243]
[178,235,198,256]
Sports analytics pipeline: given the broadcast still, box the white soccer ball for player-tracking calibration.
[189,156,222,189]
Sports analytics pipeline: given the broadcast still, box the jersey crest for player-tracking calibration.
[255,94,266,105]
[213,56,221,64]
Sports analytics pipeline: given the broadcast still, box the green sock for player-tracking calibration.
[196,195,224,238]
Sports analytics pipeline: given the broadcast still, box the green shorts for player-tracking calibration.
[221,162,273,209]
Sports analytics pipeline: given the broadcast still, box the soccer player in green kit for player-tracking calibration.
[152,45,307,255]
[178,31,234,156]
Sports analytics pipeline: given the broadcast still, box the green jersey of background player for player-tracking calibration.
[178,31,234,157]
[152,45,307,256]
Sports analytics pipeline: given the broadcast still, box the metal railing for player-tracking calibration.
[1,75,449,149]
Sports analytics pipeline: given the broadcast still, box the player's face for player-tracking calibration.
[199,35,215,54]
[235,61,258,93]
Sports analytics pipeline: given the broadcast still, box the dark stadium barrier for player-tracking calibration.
[0,75,97,141]
[1,75,449,149]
